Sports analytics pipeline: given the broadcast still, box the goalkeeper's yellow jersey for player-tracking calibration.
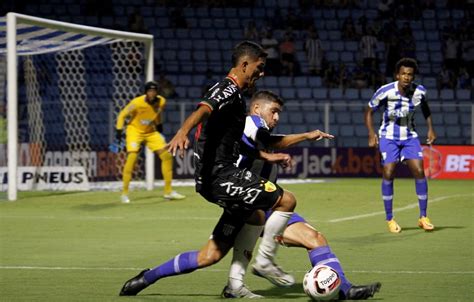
[116,94,166,134]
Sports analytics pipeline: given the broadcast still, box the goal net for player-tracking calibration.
[1,13,155,200]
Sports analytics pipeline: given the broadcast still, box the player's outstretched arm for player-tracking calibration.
[268,130,334,150]
[167,105,211,157]
[364,106,379,147]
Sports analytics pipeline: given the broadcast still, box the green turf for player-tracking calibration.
[0,179,472,301]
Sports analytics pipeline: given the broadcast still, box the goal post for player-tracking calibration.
[2,12,155,201]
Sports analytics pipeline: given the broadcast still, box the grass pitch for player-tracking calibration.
[0,178,472,301]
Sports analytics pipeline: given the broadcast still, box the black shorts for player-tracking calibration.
[198,166,284,212]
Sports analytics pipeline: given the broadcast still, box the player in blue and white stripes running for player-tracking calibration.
[365,58,437,233]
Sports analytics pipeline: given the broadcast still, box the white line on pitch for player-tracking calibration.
[0,266,472,275]
[329,194,473,223]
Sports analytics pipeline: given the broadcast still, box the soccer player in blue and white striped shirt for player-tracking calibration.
[365,58,437,233]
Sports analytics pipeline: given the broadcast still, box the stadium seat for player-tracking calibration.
[444,113,459,125]
[313,88,327,99]
[339,125,355,136]
[281,88,296,99]
[329,88,343,99]
[308,77,322,87]
[294,77,308,87]
[278,76,293,87]
[344,88,359,100]
[439,89,454,100]
[262,76,277,87]
[340,51,354,63]
[297,88,312,99]
[289,112,304,124]
[456,89,471,101]
[336,112,351,124]
[304,112,320,124]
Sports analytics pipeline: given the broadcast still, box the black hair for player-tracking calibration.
[145,81,159,92]
[231,41,267,67]
[395,57,418,74]
[251,90,284,106]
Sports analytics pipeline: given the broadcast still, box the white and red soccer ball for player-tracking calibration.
[303,264,341,301]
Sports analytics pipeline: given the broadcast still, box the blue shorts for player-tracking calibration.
[265,210,307,226]
[379,137,423,165]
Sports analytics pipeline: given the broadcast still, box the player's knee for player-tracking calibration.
[303,229,328,250]
[158,150,173,161]
[275,190,296,212]
[198,250,224,267]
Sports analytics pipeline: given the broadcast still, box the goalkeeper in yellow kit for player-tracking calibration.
[115,81,185,203]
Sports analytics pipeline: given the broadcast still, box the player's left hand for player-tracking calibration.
[307,130,334,141]
[426,129,437,145]
[167,130,190,158]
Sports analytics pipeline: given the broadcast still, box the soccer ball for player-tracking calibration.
[303,265,341,301]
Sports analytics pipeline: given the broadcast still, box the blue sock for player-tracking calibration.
[143,250,199,284]
[382,179,394,221]
[415,178,428,218]
[308,246,352,295]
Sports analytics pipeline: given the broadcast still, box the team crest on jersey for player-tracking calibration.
[263,181,276,192]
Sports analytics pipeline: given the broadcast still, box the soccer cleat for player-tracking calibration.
[163,191,186,200]
[418,216,435,231]
[221,285,263,299]
[387,219,401,233]
[339,282,382,300]
[119,268,150,296]
[252,262,295,288]
[120,194,130,204]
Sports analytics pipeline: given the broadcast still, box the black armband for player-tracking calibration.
[420,101,431,119]
[156,123,163,133]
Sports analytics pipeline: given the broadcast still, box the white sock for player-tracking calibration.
[255,211,292,267]
[228,224,264,290]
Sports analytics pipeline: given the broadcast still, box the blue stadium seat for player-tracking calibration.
[178,75,192,86]
[188,87,202,98]
[329,88,343,99]
[278,76,293,87]
[289,112,304,124]
[177,50,191,61]
[297,88,312,99]
[423,77,437,89]
[456,89,471,101]
[345,41,358,52]
[440,89,454,100]
[308,77,322,87]
[336,112,351,124]
[354,125,366,136]
[422,10,435,19]
[444,113,459,125]
[344,88,359,100]
[340,125,355,136]
[192,50,206,61]
[294,77,308,87]
[331,41,344,51]
[275,124,293,134]
[190,28,203,39]
[262,76,277,87]
[340,51,354,63]
[326,52,339,62]
[304,112,320,123]
[175,86,187,98]
[281,88,296,99]
[313,88,327,99]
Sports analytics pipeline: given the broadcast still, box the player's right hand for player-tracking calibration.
[368,133,379,147]
[167,130,190,158]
